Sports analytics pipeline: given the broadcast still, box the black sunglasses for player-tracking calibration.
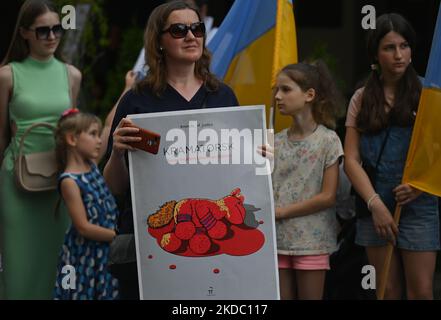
[27,24,64,40]
[161,22,205,39]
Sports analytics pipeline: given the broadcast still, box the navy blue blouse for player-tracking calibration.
[107,83,238,156]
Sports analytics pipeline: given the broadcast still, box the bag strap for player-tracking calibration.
[16,122,56,159]
[66,64,74,107]
[374,126,391,170]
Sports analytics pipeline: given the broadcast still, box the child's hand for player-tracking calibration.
[257,144,274,160]
[392,184,422,206]
[370,197,399,245]
[275,207,286,220]
[112,118,141,157]
[124,70,137,91]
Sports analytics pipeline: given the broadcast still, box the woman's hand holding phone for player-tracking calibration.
[121,121,161,154]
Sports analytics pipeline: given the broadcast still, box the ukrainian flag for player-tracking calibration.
[208,0,298,132]
[403,5,441,197]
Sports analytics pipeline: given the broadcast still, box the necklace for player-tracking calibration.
[288,124,319,141]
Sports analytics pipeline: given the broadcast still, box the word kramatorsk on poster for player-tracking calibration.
[127,106,279,299]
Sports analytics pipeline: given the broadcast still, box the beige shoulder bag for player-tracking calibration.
[14,122,58,192]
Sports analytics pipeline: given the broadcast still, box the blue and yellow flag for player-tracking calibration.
[208,0,298,132]
[403,5,441,197]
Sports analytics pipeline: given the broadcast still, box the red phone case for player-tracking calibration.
[124,124,161,154]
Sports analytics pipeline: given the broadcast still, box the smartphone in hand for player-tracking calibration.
[123,123,161,154]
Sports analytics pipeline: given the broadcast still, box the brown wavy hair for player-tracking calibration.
[278,61,344,130]
[136,0,220,96]
[1,0,64,65]
[357,13,421,134]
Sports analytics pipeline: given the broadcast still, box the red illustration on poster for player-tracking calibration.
[147,188,265,257]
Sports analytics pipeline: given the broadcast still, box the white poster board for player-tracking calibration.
[128,106,279,300]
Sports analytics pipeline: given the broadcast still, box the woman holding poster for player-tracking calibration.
[104,1,238,299]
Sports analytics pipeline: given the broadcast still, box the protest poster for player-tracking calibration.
[128,106,279,299]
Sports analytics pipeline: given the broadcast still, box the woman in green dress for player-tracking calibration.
[0,0,81,299]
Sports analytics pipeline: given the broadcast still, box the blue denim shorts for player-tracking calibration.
[356,126,440,250]
[355,189,440,251]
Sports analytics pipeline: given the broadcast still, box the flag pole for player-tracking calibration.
[377,204,403,300]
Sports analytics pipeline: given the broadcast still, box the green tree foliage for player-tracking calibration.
[99,23,143,118]
[54,0,109,116]
[53,1,143,120]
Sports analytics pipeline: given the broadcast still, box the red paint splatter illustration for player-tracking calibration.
[147,188,265,257]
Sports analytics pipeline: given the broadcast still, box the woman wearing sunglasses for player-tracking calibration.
[103,1,238,299]
[0,0,81,299]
